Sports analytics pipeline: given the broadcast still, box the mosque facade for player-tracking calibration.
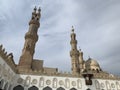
[0,7,120,90]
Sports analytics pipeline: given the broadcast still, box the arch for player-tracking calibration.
[39,77,44,87]
[106,81,111,89]
[4,82,9,90]
[28,86,38,90]
[65,79,70,88]
[52,78,57,88]
[116,82,120,89]
[0,79,4,89]
[77,79,82,89]
[43,86,52,90]
[57,87,65,90]
[86,88,91,90]
[70,88,77,90]
[95,80,100,89]
[13,85,24,90]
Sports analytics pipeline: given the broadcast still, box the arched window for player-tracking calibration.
[43,86,52,90]
[70,88,77,90]
[39,77,44,87]
[13,85,24,90]
[65,79,70,88]
[28,86,38,90]
[77,79,82,89]
[57,87,65,90]
[86,88,91,90]
[0,79,4,89]
[106,81,111,89]
[52,78,57,88]
[95,80,100,89]
[4,82,9,90]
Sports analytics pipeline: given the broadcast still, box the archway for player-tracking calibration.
[70,88,77,90]
[0,79,4,89]
[28,86,38,90]
[43,86,52,90]
[13,85,24,90]
[86,88,91,90]
[57,87,65,90]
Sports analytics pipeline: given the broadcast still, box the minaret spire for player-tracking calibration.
[70,26,79,75]
[18,7,41,72]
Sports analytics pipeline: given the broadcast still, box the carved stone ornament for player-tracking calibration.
[72,81,76,86]
[46,80,51,85]
[59,80,64,86]
[111,83,115,88]
[17,78,23,84]
[32,79,37,84]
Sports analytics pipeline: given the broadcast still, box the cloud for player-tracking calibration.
[0,0,120,75]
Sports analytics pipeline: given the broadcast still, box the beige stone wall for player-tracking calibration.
[32,59,43,71]
[43,67,58,74]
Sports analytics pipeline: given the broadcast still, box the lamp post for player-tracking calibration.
[82,73,93,85]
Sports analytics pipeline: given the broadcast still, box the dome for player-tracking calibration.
[86,58,100,67]
[85,58,101,72]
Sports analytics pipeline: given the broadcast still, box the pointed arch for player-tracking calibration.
[52,78,57,88]
[43,86,52,90]
[28,86,38,90]
[86,88,91,90]
[4,82,9,90]
[57,87,65,90]
[0,79,4,89]
[70,88,77,90]
[13,85,24,90]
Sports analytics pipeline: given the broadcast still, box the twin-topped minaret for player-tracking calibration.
[70,27,84,75]
[18,7,41,71]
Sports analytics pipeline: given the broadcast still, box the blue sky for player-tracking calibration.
[0,0,120,75]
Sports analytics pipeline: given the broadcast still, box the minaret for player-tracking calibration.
[18,7,41,71]
[70,26,79,75]
[79,48,84,73]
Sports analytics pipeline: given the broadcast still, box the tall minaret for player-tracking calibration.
[18,7,41,71]
[79,49,84,73]
[70,26,79,75]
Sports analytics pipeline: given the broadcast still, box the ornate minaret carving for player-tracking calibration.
[18,7,41,71]
[70,26,79,75]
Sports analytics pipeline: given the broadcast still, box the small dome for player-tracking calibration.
[85,58,101,72]
[86,58,99,66]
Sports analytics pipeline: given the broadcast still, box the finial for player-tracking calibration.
[38,7,41,12]
[71,26,74,33]
[34,6,37,12]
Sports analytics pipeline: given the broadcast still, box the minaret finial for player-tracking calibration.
[34,6,37,12]
[38,7,41,12]
[71,26,74,33]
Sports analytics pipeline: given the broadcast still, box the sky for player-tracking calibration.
[0,0,120,75]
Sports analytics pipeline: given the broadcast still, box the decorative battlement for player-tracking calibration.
[0,44,17,73]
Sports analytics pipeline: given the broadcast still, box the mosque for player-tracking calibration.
[0,7,120,90]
